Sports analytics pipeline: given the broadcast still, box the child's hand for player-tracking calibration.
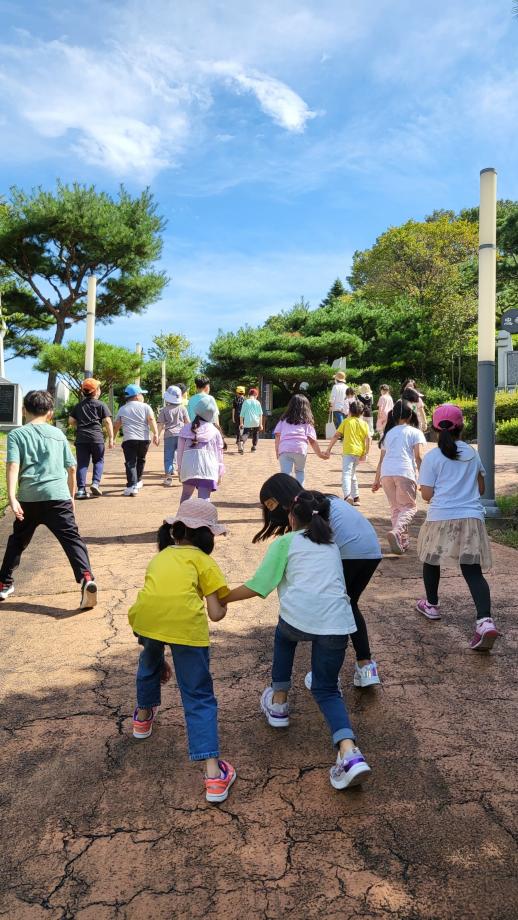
[371,480,380,492]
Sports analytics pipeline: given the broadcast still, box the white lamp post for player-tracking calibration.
[135,343,143,386]
[84,276,97,378]
[477,168,498,514]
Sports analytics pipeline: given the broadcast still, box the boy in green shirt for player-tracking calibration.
[0,390,97,609]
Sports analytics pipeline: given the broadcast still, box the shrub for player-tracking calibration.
[496,418,518,445]
[309,390,331,438]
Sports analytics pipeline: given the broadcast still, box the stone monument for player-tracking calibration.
[0,303,23,432]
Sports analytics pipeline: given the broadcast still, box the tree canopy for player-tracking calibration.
[34,340,142,396]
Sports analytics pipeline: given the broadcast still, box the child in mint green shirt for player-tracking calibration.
[238,388,263,454]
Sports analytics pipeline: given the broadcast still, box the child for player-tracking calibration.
[187,375,218,423]
[326,400,370,505]
[345,386,356,415]
[274,394,327,485]
[128,499,236,803]
[0,390,97,609]
[177,395,224,501]
[372,399,425,554]
[157,385,190,485]
[328,371,347,427]
[224,491,371,790]
[376,385,393,436]
[239,387,263,454]
[401,380,427,432]
[113,385,159,496]
[253,474,382,688]
[416,404,500,650]
[357,383,374,435]
[232,386,246,447]
[68,377,113,499]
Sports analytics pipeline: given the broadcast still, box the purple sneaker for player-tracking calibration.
[416,598,441,620]
[330,747,371,790]
[469,618,500,651]
[260,687,289,728]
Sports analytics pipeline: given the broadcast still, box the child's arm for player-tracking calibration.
[274,432,281,458]
[372,449,385,491]
[103,415,114,448]
[478,472,485,496]
[206,591,228,622]
[224,585,260,604]
[420,485,434,502]
[157,422,164,442]
[68,416,77,429]
[308,437,327,459]
[6,462,23,520]
[414,443,424,471]
[113,419,122,438]
[361,434,371,459]
[326,431,341,455]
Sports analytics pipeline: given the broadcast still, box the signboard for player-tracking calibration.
[501,309,518,333]
[331,357,347,371]
[260,380,273,414]
[507,351,518,387]
[0,383,15,424]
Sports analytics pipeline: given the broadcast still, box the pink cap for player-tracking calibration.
[165,498,227,535]
[432,403,464,431]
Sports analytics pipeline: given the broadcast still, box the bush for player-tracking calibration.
[309,390,331,438]
[496,418,518,445]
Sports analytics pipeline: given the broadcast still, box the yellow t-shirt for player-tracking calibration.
[337,417,369,456]
[128,546,229,646]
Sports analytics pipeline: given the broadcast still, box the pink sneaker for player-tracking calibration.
[469,618,500,651]
[387,530,404,555]
[416,599,441,620]
[132,706,158,739]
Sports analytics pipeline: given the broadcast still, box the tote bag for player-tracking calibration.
[325,412,336,440]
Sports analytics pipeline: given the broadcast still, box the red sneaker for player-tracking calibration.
[132,706,158,739]
[204,760,237,803]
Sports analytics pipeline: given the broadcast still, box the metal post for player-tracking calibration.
[84,276,97,378]
[135,343,143,386]
[108,385,115,417]
[477,168,498,515]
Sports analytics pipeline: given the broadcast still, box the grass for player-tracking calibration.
[487,491,518,550]
[0,433,7,517]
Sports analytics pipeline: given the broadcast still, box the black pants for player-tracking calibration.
[241,427,259,448]
[122,440,150,487]
[423,562,491,620]
[342,558,380,661]
[0,500,92,587]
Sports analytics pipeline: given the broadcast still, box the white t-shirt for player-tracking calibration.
[419,442,485,522]
[115,401,154,441]
[330,383,347,412]
[381,424,426,482]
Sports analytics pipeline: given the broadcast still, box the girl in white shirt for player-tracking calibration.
[372,399,426,555]
[416,404,500,651]
[224,491,372,792]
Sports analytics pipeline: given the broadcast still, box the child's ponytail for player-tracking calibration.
[436,424,462,460]
[157,520,215,554]
[191,415,202,444]
[290,491,333,545]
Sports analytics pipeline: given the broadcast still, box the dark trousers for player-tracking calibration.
[423,562,491,620]
[122,440,150,487]
[0,500,92,587]
[241,427,259,448]
[76,441,105,489]
[342,558,380,661]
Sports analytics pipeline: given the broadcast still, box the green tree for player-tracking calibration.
[319,278,347,307]
[0,182,168,390]
[34,340,142,396]
[147,331,193,361]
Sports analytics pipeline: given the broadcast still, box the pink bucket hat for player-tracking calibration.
[165,498,227,535]
[432,404,464,431]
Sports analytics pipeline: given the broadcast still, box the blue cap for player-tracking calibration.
[124,384,147,397]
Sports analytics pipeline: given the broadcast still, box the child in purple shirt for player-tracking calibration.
[274,395,327,486]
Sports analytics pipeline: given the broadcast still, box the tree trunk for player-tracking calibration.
[46,320,67,396]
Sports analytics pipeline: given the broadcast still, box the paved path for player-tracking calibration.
[0,442,517,920]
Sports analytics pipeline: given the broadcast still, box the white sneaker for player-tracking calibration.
[260,687,289,728]
[123,486,138,496]
[136,480,144,490]
[304,671,343,695]
[353,660,381,688]
[0,583,14,601]
[330,747,371,790]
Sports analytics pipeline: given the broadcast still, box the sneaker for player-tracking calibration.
[416,598,441,620]
[75,488,89,500]
[387,530,404,555]
[304,671,343,695]
[251,447,257,452]
[238,444,244,455]
[469,618,501,651]
[0,583,14,601]
[90,482,103,497]
[123,486,138,496]
[80,574,98,609]
[136,480,144,490]
[353,497,361,505]
[260,687,290,728]
[330,747,371,790]
[163,476,173,486]
[205,760,237,803]
[353,660,381,688]
[132,706,158,739]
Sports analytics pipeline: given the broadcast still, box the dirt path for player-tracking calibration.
[0,441,517,920]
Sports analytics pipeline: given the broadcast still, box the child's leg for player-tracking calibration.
[310,635,355,753]
[0,505,38,587]
[75,443,90,490]
[279,453,295,478]
[293,453,306,486]
[44,501,93,583]
[342,455,354,499]
[163,438,174,475]
[196,484,212,500]
[170,644,220,775]
[393,477,418,546]
[271,620,299,702]
[170,435,179,474]
[136,637,164,713]
[423,562,441,605]
[343,559,380,663]
[460,563,491,620]
[180,482,196,502]
[381,476,399,529]
[251,427,259,448]
[350,456,360,500]
[90,442,105,486]
[136,441,150,482]
[122,440,138,487]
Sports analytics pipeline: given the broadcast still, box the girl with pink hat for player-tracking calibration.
[415,404,500,651]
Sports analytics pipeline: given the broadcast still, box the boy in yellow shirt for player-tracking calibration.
[326,400,370,504]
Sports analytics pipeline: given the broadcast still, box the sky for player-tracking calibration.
[1,0,518,390]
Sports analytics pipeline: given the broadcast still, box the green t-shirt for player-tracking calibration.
[7,423,76,502]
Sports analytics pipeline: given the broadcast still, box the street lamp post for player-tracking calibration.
[84,276,97,378]
[477,168,498,515]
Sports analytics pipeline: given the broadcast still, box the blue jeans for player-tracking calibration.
[271,619,355,746]
[136,637,219,761]
[333,411,346,427]
[75,442,105,488]
[163,436,179,474]
[279,451,306,485]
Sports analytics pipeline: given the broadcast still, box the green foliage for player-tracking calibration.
[147,332,193,362]
[34,340,142,395]
[141,356,199,407]
[319,278,347,307]
[496,418,518,445]
[309,390,332,438]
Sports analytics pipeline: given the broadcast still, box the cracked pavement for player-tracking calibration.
[0,441,517,919]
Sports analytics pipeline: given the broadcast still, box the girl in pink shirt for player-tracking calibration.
[376,385,394,435]
[274,395,327,486]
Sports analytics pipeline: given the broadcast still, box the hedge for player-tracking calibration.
[496,418,518,445]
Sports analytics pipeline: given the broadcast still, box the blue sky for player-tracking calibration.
[1,0,518,390]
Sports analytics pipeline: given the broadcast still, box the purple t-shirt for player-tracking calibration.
[274,420,317,456]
